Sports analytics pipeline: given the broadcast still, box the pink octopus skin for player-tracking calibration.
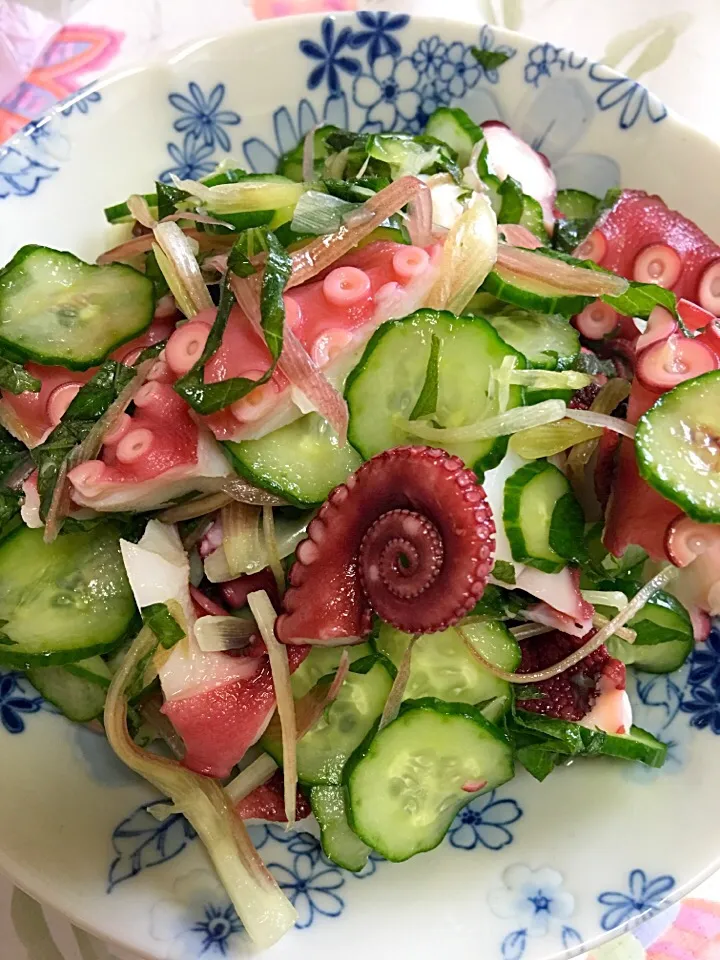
[0,316,175,448]
[276,445,496,643]
[162,643,309,779]
[164,241,442,443]
[68,381,200,501]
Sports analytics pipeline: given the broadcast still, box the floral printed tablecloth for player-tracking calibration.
[1,0,719,957]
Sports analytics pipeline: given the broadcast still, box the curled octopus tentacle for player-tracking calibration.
[276,445,496,644]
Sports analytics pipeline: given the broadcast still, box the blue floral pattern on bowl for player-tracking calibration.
[159,82,241,182]
[598,869,676,931]
[448,788,523,851]
[489,865,582,960]
[0,670,43,734]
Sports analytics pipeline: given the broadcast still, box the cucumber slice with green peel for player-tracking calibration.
[346,309,526,474]
[635,371,720,522]
[482,263,593,316]
[554,189,600,220]
[262,659,393,786]
[277,126,342,181]
[600,726,667,768]
[487,309,580,371]
[103,168,249,223]
[600,590,694,674]
[503,460,585,572]
[290,642,373,699]
[25,663,108,722]
[0,524,136,669]
[202,175,308,230]
[310,784,371,872]
[374,620,519,706]
[65,655,112,688]
[345,698,514,862]
[224,414,362,509]
[0,246,154,369]
[424,106,483,167]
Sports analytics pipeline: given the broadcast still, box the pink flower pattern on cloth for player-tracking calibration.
[252,0,356,18]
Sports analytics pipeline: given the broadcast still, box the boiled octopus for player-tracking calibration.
[573,189,720,340]
[276,445,496,643]
[163,240,442,443]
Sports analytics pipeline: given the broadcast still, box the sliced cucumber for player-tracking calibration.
[103,168,248,224]
[424,106,483,167]
[486,310,580,371]
[602,590,694,674]
[345,698,514,861]
[310,784,371,872]
[26,664,108,722]
[482,263,593,316]
[554,189,600,220]
[635,371,720,521]
[277,126,341,182]
[374,620,519,707]
[346,309,525,473]
[503,460,585,572]
[0,246,154,369]
[65,655,112,688]
[600,726,667,768]
[224,413,362,509]
[262,658,393,786]
[203,174,308,229]
[0,524,136,669]
[291,642,373,699]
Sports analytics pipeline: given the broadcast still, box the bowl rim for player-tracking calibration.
[1,11,719,959]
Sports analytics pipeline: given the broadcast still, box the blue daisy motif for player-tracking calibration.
[348,11,410,66]
[168,82,240,153]
[271,852,345,929]
[680,685,720,733]
[598,869,675,931]
[0,670,43,733]
[524,43,564,88]
[588,65,667,129]
[0,145,57,200]
[299,18,362,95]
[437,42,482,100]
[150,870,243,959]
[448,789,523,851]
[411,36,448,77]
[243,93,348,173]
[353,55,421,132]
[687,628,720,690]
[474,25,517,84]
[159,133,216,182]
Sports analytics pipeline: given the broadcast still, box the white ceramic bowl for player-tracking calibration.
[1,13,719,960]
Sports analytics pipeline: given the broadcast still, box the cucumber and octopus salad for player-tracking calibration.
[1,108,720,945]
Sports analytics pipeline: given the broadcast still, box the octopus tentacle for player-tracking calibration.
[276,445,496,643]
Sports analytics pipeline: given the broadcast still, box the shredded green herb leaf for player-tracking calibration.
[0,358,41,395]
[31,360,136,520]
[142,602,186,649]
[492,559,516,585]
[409,333,441,421]
[174,229,292,415]
[497,176,524,224]
[0,425,30,483]
[471,47,511,70]
[156,181,188,221]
